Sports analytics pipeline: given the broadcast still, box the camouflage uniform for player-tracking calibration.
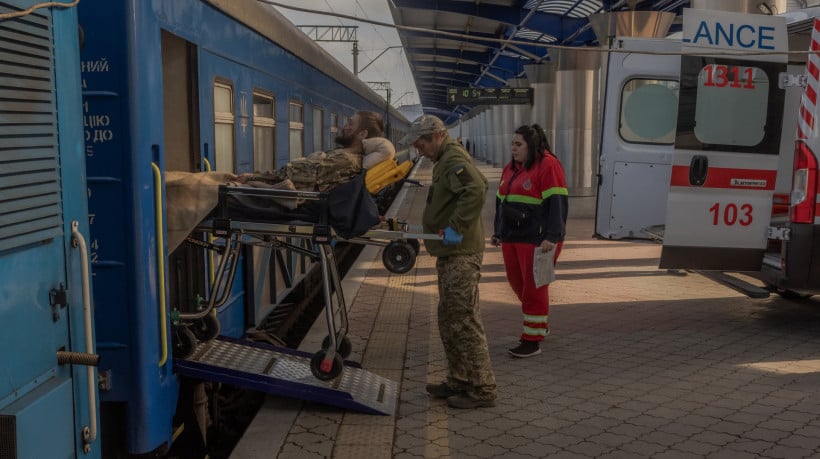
[436,253,496,399]
[268,148,363,191]
[421,135,496,402]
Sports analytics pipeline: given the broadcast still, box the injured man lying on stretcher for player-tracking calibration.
[165,137,396,253]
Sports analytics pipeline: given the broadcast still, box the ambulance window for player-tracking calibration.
[619,79,679,144]
[675,56,784,154]
[694,64,768,146]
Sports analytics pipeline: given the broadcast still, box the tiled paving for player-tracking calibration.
[231,159,820,459]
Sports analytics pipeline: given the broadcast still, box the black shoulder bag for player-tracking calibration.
[500,169,530,227]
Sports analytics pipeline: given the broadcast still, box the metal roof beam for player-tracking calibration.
[416,73,475,86]
[393,0,522,25]
[405,48,525,70]
[523,15,591,42]
[410,60,482,74]
[413,61,516,78]
[399,30,501,50]
[477,71,508,85]
[394,0,592,42]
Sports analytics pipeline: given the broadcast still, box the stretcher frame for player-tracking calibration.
[185,185,439,380]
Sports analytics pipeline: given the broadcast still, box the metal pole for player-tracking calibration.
[353,41,359,77]
[386,86,391,138]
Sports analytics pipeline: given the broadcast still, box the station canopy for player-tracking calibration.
[388,0,687,124]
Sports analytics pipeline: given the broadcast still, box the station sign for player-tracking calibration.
[447,87,533,105]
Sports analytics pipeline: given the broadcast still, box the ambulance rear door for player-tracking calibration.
[594,38,680,240]
[660,9,788,271]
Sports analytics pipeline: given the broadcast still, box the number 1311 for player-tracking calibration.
[702,65,756,89]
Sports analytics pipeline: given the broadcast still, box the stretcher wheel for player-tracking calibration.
[321,335,352,359]
[310,349,344,381]
[190,314,221,342]
[406,238,420,255]
[173,325,197,359]
[382,240,416,274]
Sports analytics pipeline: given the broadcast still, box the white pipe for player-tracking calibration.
[71,220,97,444]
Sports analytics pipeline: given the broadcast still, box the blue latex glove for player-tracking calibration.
[442,226,463,245]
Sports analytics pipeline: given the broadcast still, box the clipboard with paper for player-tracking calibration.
[533,247,556,288]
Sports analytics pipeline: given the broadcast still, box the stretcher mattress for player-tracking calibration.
[166,170,383,252]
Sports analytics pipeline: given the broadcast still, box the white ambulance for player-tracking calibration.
[594,7,820,298]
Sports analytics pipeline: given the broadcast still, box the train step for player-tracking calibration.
[174,337,397,416]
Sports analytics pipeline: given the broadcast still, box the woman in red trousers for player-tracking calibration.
[491,124,568,358]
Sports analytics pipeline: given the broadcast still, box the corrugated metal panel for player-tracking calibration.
[0,3,61,253]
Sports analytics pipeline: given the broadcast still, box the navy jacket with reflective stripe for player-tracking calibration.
[494,153,568,244]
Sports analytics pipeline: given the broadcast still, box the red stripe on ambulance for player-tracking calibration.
[670,165,776,190]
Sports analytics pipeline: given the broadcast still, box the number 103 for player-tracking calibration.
[709,202,753,226]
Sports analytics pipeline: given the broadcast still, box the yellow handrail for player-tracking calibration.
[152,163,169,367]
[202,158,216,290]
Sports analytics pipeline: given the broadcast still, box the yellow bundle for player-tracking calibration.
[365,159,413,194]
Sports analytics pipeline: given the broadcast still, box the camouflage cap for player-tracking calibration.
[399,114,446,145]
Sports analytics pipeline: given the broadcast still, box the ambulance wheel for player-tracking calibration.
[382,240,416,274]
[190,314,220,342]
[321,335,352,359]
[173,325,198,359]
[310,349,344,381]
[406,238,420,255]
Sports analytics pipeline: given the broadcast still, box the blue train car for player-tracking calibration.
[0,1,100,458]
[76,0,409,455]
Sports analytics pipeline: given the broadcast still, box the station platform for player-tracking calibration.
[230,158,820,459]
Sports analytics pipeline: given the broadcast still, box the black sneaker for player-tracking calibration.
[426,382,461,399]
[508,340,541,358]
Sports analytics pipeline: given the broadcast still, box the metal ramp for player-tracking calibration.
[174,337,397,416]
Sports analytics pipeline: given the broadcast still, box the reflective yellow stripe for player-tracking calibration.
[503,194,542,205]
[523,314,548,323]
[542,187,568,199]
[523,325,548,336]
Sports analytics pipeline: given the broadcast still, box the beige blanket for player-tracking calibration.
[165,171,296,253]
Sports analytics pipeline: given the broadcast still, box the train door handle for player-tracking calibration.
[689,155,708,186]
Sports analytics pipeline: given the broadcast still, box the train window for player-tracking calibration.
[213,81,235,171]
[312,107,324,152]
[619,79,679,145]
[253,92,275,172]
[328,113,339,145]
[289,101,304,159]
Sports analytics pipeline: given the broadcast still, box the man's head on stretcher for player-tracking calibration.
[335,111,384,149]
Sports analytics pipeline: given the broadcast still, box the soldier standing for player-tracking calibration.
[400,115,497,409]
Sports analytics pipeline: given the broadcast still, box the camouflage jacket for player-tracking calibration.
[283,148,363,191]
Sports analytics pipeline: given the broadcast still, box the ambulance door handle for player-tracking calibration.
[689,155,708,186]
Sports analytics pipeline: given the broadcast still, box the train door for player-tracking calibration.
[197,51,254,337]
[0,3,99,458]
[660,9,787,270]
[161,30,208,321]
[595,38,681,239]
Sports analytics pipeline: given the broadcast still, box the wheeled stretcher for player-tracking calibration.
[183,184,438,380]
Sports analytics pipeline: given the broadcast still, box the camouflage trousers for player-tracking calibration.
[436,253,497,400]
